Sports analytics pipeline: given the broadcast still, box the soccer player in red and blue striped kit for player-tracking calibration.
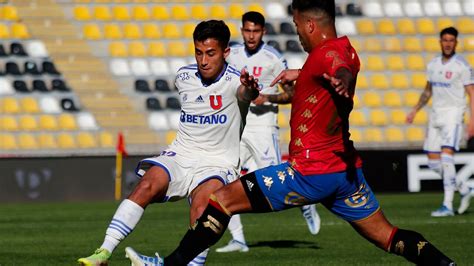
[125,1,455,265]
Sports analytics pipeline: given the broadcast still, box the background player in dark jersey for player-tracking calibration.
[125,1,455,265]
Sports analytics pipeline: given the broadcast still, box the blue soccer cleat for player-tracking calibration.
[125,247,163,266]
[301,204,321,235]
[431,205,454,217]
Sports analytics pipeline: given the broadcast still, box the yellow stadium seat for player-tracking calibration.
[356,74,368,90]
[190,5,208,20]
[353,94,361,109]
[280,128,291,144]
[364,38,382,52]
[404,91,420,107]
[383,91,403,107]
[39,114,58,130]
[38,133,57,149]
[406,54,425,71]
[383,37,402,52]
[109,42,128,57]
[389,109,407,125]
[129,41,147,57]
[278,112,289,128]
[0,134,17,150]
[406,127,424,142]
[365,127,384,142]
[227,21,239,38]
[467,54,474,66]
[210,4,227,19]
[416,18,436,35]
[152,6,170,20]
[11,23,30,39]
[93,6,112,20]
[386,55,405,71]
[386,127,405,142]
[411,73,426,88]
[113,5,130,20]
[73,6,91,20]
[99,131,115,148]
[350,39,362,52]
[403,37,422,52]
[3,6,19,21]
[20,97,40,113]
[163,23,181,38]
[132,5,150,20]
[84,24,102,40]
[437,18,455,32]
[18,133,38,149]
[356,19,376,35]
[390,73,410,89]
[168,41,187,57]
[362,91,382,107]
[369,109,388,126]
[123,23,142,39]
[1,98,20,113]
[366,55,385,71]
[370,74,389,89]
[248,3,265,15]
[423,37,439,52]
[397,18,416,35]
[171,5,189,20]
[103,23,122,39]
[19,115,38,131]
[77,132,97,148]
[413,109,428,125]
[183,23,195,38]
[463,36,474,51]
[229,3,245,19]
[143,23,161,39]
[58,114,77,130]
[187,41,195,56]
[0,24,10,38]
[149,42,166,57]
[349,128,363,142]
[457,17,474,34]
[377,19,396,35]
[57,133,77,149]
[166,130,177,145]
[1,116,18,131]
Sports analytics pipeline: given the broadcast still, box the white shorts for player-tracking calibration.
[423,108,464,152]
[240,126,281,173]
[135,149,238,202]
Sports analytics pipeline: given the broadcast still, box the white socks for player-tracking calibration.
[100,199,144,253]
[228,214,246,244]
[441,153,456,210]
[188,248,209,266]
[427,159,442,176]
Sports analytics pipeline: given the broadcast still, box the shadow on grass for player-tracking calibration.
[249,240,320,250]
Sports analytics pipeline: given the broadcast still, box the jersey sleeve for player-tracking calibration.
[461,62,474,86]
[426,60,434,83]
[272,55,288,77]
[312,48,352,78]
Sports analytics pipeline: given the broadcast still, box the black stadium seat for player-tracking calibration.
[265,23,277,35]
[146,97,162,111]
[286,40,303,53]
[166,96,181,110]
[42,61,60,75]
[280,22,296,35]
[52,79,70,92]
[155,79,171,92]
[346,3,363,16]
[267,40,282,53]
[13,80,29,92]
[10,42,27,56]
[6,61,22,75]
[61,98,80,112]
[0,44,7,57]
[33,79,49,92]
[135,79,151,92]
[24,61,41,75]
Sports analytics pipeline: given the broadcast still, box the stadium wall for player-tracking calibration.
[1,150,473,203]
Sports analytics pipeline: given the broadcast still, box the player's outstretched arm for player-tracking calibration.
[255,83,295,105]
[406,82,432,124]
[270,69,300,87]
[322,67,354,98]
[237,68,260,102]
[465,84,474,137]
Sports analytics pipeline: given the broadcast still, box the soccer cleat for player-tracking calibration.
[215,240,249,253]
[431,205,455,217]
[125,247,163,266]
[77,248,111,266]
[301,204,321,235]
[458,191,472,215]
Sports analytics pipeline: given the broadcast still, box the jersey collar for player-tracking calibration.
[195,63,228,87]
[244,41,264,57]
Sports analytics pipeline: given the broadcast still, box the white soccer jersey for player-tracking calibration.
[227,43,288,127]
[170,63,244,169]
[427,54,474,110]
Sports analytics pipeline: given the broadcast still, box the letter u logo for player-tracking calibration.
[209,95,222,110]
[252,67,262,77]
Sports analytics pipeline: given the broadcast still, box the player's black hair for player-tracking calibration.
[193,20,230,50]
[291,0,336,22]
[242,11,265,27]
[440,27,458,38]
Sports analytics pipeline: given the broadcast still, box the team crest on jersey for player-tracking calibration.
[252,66,263,78]
[445,71,452,79]
[210,95,223,110]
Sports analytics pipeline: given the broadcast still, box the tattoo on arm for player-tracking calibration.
[267,83,294,104]
[415,82,432,110]
[335,67,355,95]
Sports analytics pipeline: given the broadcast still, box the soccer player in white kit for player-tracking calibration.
[78,20,260,266]
[215,11,320,253]
[407,27,474,217]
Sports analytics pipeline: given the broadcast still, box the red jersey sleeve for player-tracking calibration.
[321,48,353,77]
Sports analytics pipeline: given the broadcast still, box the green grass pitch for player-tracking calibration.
[1,192,472,265]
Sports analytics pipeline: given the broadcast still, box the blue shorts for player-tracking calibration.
[253,162,380,222]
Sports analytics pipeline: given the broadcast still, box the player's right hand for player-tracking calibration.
[240,68,259,91]
[252,94,268,105]
[406,110,416,124]
[270,69,300,87]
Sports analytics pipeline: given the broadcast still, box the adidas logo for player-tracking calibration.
[246,180,254,191]
[195,95,204,103]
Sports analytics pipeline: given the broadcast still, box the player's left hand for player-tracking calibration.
[252,94,268,105]
[240,68,259,91]
[323,73,350,98]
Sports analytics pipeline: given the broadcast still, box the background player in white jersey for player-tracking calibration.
[406,27,474,217]
[78,20,260,266]
[215,11,320,253]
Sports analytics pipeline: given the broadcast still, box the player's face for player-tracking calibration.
[194,38,230,81]
[241,21,265,52]
[440,33,457,57]
[293,10,310,52]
